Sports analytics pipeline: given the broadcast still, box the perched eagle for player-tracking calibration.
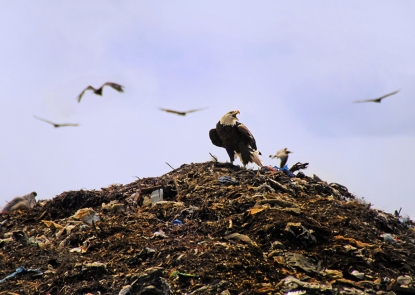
[209,110,262,167]
[77,82,124,103]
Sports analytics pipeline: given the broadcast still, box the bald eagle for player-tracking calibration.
[209,110,262,167]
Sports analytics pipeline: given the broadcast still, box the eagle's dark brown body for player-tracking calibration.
[209,110,262,167]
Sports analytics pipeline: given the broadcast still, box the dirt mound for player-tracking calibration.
[1,161,415,294]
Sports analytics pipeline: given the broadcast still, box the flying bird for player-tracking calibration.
[269,148,292,168]
[353,89,400,104]
[209,110,262,167]
[34,115,79,128]
[159,107,208,116]
[77,82,124,102]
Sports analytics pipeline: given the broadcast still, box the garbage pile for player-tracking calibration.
[1,161,415,295]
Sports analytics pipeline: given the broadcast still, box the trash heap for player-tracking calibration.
[1,161,415,295]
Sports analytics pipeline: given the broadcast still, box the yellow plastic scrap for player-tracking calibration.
[247,208,265,215]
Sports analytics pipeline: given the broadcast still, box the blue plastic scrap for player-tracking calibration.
[0,266,43,283]
[218,176,239,185]
[172,219,183,225]
[273,165,294,177]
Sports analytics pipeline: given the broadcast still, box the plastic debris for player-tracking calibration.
[152,230,168,239]
[397,275,412,286]
[218,175,239,185]
[226,233,256,246]
[73,208,100,225]
[381,233,398,244]
[0,266,43,283]
[284,253,322,274]
[171,270,198,278]
[172,219,183,225]
[150,189,164,204]
[350,270,365,280]
[273,165,295,177]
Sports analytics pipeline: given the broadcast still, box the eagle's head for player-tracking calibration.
[220,110,240,126]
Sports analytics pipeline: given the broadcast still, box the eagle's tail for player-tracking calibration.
[250,150,263,167]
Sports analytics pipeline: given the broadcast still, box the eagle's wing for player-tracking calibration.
[236,122,258,150]
[209,128,223,147]
[102,82,124,93]
[34,115,56,126]
[184,107,208,114]
[77,86,95,102]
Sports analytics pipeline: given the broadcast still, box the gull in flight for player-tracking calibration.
[159,107,208,116]
[34,115,79,128]
[78,82,124,103]
[269,148,292,168]
[353,89,400,104]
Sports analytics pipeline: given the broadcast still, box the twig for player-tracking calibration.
[209,153,218,162]
[166,162,175,170]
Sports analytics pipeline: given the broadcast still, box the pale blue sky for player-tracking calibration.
[1,1,415,218]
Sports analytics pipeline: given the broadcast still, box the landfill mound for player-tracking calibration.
[1,161,415,295]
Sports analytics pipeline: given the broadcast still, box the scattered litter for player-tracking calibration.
[150,189,164,204]
[0,266,43,283]
[273,165,295,177]
[73,208,100,225]
[1,161,414,294]
[218,175,239,185]
[171,271,198,278]
[381,233,398,244]
[152,230,168,239]
[172,219,183,225]
[350,270,365,280]
[226,233,256,246]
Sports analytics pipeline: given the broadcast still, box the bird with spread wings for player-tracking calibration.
[353,89,400,103]
[77,82,124,103]
[159,107,208,116]
[34,115,79,128]
[269,148,292,168]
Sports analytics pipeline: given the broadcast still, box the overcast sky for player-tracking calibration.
[1,1,415,219]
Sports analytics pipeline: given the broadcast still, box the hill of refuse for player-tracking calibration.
[1,161,415,295]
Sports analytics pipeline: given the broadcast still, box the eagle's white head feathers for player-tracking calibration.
[219,110,240,126]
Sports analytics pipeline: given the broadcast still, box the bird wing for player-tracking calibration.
[377,89,400,100]
[209,128,223,147]
[236,122,258,150]
[159,108,184,115]
[57,123,79,127]
[77,86,95,102]
[353,89,400,103]
[102,82,124,92]
[353,98,377,103]
[184,107,208,114]
[34,115,56,126]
